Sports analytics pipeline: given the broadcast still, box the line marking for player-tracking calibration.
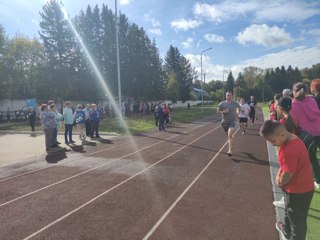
[22,125,220,240]
[0,122,214,207]
[143,127,240,240]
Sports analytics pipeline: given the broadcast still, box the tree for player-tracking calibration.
[225,71,235,93]
[39,0,77,99]
[164,45,195,102]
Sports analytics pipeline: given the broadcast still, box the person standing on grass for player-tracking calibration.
[260,120,314,240]
[63,101,75,144]
[290,82,320,190]
[247,96,257,125]
[218,91,241,156]
[238,98,250,134]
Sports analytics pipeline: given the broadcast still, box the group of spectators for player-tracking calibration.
[39,100,101,152]
[263,79,320,240]
[154,102,173,131]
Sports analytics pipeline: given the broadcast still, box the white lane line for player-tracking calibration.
[143,127,240,240]
[0,122,213,207]
[22,125,220,240]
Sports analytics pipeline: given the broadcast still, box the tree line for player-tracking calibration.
[0,0,319,103]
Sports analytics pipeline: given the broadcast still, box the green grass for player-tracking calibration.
[262,106,320,240]
[0,104,217,135]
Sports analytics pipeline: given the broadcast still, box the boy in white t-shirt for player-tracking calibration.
[239,98,251,134]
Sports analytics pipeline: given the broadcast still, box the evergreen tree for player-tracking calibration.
[226,71,235,93]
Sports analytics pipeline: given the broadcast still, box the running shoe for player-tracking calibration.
[275,221,289,240]
[273,197,285,208]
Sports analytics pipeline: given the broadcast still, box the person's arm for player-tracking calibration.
[278,171,294,189]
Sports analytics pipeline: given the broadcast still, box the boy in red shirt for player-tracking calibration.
[260,120,314,240]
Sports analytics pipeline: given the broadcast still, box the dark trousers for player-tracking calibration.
[249,110,256,123]
[51,128,57,145]
[283,191,314,240]
[85,119,91,136]
[154,114,158,126]
[44,128,52,150]
[310,136,320,183]
[64,124,73,142]
[90,121,99,137]
[29,119,35,131]
[158,116,164,131]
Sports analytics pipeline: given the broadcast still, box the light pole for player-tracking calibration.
[200,47,212,112]
[115,0,122,119]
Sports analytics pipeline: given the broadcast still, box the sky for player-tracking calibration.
[1,0,320,80]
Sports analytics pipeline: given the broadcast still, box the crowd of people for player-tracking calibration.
[217,79,320,240]
[153,102,173,131]
[39,100,101,152]
[264,80,320,240]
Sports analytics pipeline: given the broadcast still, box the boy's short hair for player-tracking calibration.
[49,104,56,110]
[260,120,285,137]
[77,104,83,109]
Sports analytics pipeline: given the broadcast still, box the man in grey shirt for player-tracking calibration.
[218,91,241,156]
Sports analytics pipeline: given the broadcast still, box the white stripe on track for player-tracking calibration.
[22,125,220,240]
[143,127,240,240]
[0,121,213,207]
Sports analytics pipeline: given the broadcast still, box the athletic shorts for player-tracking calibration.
[221,122,236,132]
[239,117,248,123]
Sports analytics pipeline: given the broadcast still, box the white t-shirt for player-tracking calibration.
[239,103,250,118]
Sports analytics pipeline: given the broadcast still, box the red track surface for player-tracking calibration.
[0,113,277,240]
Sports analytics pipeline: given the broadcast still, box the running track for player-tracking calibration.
[0,112,278,240]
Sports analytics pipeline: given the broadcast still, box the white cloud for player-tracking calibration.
[149,28,162,36]
[182,38,194,48]
[204,33,225,43]
[193,1,320,23]
[308,29,320,36]
[144,14,161,27]
[171,18,202,31]
[185,45,320,80]
[236,24,293,48]
[119,0,131,5]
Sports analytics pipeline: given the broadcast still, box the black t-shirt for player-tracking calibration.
[247,100,257,112]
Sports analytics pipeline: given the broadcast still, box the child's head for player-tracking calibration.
[310,79,320,95]
[260,120,289,146]
[65,101,71,107]
[277,97,292,113]
[77,104,83,110]
[49,104,56,111]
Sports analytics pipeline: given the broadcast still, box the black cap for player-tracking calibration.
[278,97,292,112]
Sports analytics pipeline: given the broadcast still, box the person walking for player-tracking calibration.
[247,96,257,125]
[63,101,75,144]
[218,92,241,156]
[260,120,314,240]
[290,82,320,190]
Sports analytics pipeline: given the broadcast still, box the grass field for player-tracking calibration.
[0,104,217,134]
[262,104,320,240]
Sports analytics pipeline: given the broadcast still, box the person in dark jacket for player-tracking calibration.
[27,107,36,132]
[157,102,165,131]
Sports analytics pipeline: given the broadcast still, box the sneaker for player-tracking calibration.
[273,197,285,208]
[275,221,289,240]
[227,151,232,157]
[242,130,245,135]
[65,141,70,144]
[315,181,320,190]
[69,140,75,143]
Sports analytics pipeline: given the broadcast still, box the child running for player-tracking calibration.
[238,98,250,134]
[260,120,314,240]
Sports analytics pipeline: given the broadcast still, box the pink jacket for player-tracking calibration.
[290,96,320,136]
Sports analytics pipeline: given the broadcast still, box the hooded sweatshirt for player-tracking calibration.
[290,95,320,136]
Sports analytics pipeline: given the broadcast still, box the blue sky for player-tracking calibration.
[1,0,320,80]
